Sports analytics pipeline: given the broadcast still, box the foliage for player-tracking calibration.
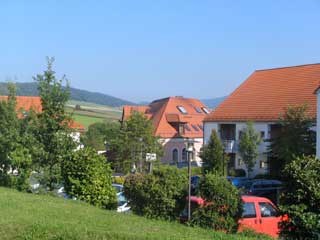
[112,112,163,173]
[228,168,246,177]
[81,121,120,150]
[0,81,134,107]
[62,147,117,209]
[123,166,187,220]
[269,105,315,175]
[238,122,261,177]
[190,173,242,233]
[33,57,76,190]
[112,176,126,185]
[200,130,228,175]
[279,155,320,238]
[0,83,41,191]
[0,187,266,240]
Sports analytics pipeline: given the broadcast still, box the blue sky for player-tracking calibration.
[1,1,319,102]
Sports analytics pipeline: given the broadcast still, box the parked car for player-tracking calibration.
[242,179,283,204]
[112,184,130,213]
[227,176,251,188]
[180,195,286,238]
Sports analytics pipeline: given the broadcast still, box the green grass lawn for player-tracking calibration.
[0,187,266,240]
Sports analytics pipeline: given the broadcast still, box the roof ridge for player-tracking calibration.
[255,63,320,72]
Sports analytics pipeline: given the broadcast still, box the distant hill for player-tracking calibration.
[201,96,227,109]
[0,82,135,107]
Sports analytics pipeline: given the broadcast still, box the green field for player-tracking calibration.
[66,101,122,129]
[0,187,264,240]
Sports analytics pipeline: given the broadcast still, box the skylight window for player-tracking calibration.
[197,124,203,130]
[195,107,202,113]
[185,124,191,131]
[202,107,210,114]
[177,106,188,114]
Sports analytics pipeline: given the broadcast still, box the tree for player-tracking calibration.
[113,112,163,173]
[269,105,315,175]
[123,166,187,220]
[279,155,320,238]
[81,121,120,151]
[190,173,242,233]
[200,130,228,175]
[33,57,75,190]
[62,147,117,209]
[238,122,261,177]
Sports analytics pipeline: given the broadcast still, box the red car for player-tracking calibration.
[182,195,286,238]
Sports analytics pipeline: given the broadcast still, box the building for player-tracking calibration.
[204,64,320,177]
[122,96,210,166]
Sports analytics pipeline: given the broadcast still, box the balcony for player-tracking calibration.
[223,140,238,153]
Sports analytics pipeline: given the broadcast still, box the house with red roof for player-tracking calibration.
[204,64,320,176]
[122,96,210,165]
[0,95,85,132]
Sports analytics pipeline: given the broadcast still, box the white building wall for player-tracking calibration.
[203,121,271,177]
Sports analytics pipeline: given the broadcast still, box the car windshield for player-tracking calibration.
[117,192,127,207]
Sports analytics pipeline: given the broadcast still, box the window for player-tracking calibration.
[238,130,243,140]
[259,202,278,217]
[260,131,265,139]
[172,149,178,163]
[185,124,191,132]
[260,160,268,169]
[194,107,202,113]
[242,202,256,218]
[177,106,188,114]
[182,148,187,161]
[191,124,199,132]
[179,124,185,135]
[197,124,203,130]
[202,107,210,114]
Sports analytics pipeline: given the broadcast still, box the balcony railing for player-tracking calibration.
[223,140,238,153]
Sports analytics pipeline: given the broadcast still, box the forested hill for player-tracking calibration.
[0,82,135,107]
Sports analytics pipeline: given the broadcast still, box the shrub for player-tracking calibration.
[62,147,117,209]
[190,173,242,233]
[279,155,320,238]
[123,166,187,220]
[228,168,246,177]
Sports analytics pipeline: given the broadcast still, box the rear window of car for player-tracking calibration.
[242,202,256,218]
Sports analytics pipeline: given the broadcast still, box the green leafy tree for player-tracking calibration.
[279,155,320,238]
[123,166,187,220]
[0,84,41,191]
[113,112,163,173]
[190,173,242,233]
[200,130,228,175]
[81,121,120,151]
[33,57,75,190]
[239,122,261,177]
[62,147,117,209]
[269,105,315,175]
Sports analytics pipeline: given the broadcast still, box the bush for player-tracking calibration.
[62,147,117,209]
[279,155,320,238]
[123,166,187,220]
[228,168,246,177]
[190,173,242,233]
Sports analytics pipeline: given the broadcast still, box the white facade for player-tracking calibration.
[203,122,272,177]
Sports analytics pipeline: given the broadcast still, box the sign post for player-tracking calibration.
[146,153,156,173]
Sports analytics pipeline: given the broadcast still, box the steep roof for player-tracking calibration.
[204,64,320,122]
[122,97,210,138]
[0,96,85,131]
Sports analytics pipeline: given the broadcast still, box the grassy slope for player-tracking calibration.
[66,101,122,129]
[0,187,260,240]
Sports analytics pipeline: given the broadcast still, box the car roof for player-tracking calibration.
[241,195,273,203]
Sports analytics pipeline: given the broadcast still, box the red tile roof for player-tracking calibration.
[0,96,84,130]
[204,64,320,122]
[122,97,210,138]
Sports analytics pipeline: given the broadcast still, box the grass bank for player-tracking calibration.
[0,187,267,240]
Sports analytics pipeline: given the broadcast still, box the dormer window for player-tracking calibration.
[179,124,185,135]
[177,106,188,114]
[202,107,210,114]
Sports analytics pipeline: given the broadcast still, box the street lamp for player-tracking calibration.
[184,138,197,222]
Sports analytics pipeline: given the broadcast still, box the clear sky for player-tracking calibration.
[1,1,320,103]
